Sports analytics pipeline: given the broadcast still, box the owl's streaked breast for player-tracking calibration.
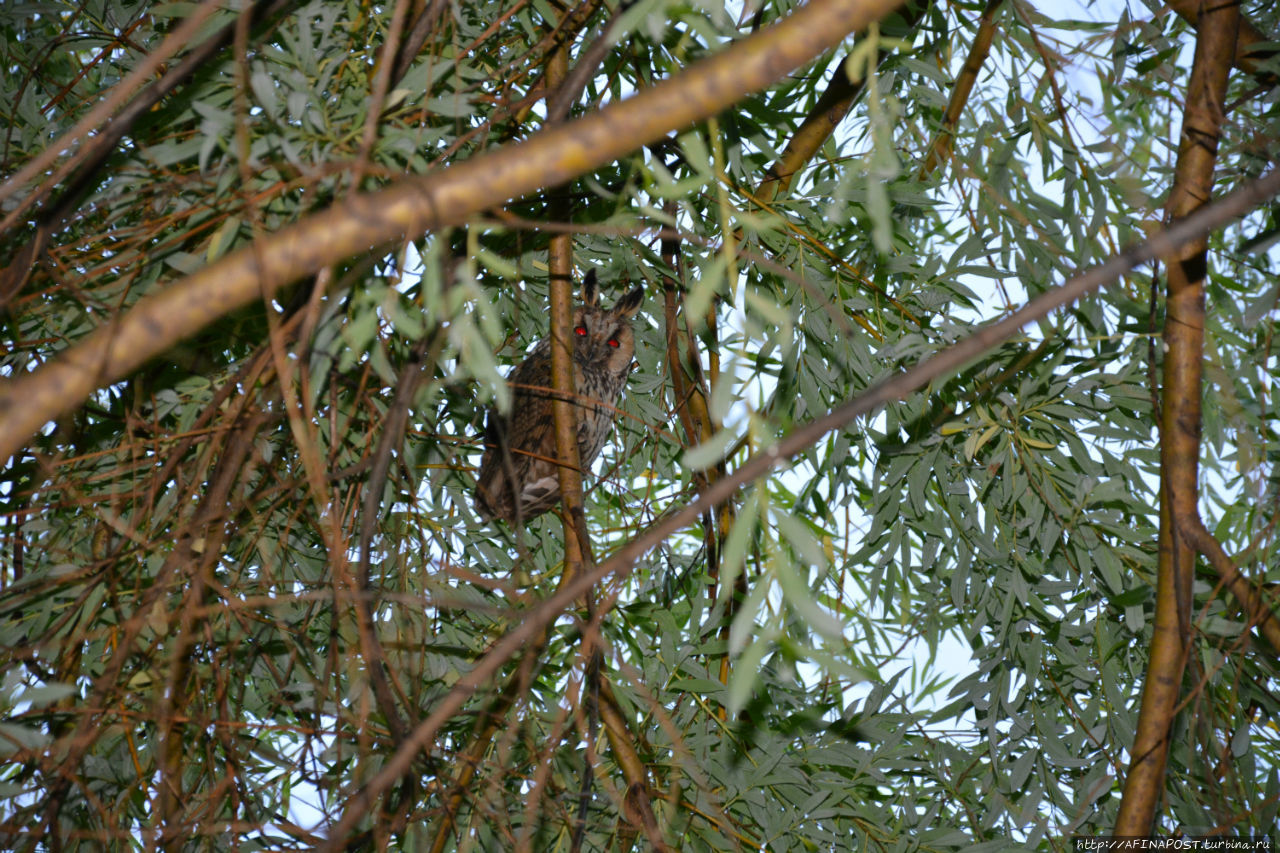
[473,274,644,525]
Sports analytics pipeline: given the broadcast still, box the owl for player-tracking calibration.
[474,271,644,524]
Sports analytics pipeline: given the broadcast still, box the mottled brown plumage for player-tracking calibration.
[474,271,644,523]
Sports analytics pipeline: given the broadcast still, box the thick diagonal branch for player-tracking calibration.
[0,0,908,466]
[1186,521,1280,652]
[919,0,1002,179]
[317,161,1280,853]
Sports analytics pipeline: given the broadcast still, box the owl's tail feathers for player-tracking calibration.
[474,474,560,524]
[518,476,560,517]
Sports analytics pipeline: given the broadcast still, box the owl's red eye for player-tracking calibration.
[574,326,587,336]
[607,337,619,348]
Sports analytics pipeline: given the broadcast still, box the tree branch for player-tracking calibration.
[0,0,295,257]
[0,0,908,466]
[314,159,1280,853]
[919,0,1002,179]
[1115,0,1238,834]
[599,682,671,852]
[1186,520,1280,652]
[1170,0,1274,83]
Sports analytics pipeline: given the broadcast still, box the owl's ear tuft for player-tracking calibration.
[581,269,599,307]
[614,286,643,318]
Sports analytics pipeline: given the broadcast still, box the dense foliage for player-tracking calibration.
[1,0,1278,849]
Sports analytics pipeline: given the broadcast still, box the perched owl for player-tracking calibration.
[474,271,644,523]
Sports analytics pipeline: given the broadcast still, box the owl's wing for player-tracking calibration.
[504,348,555,448]
[504,347,560,482]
